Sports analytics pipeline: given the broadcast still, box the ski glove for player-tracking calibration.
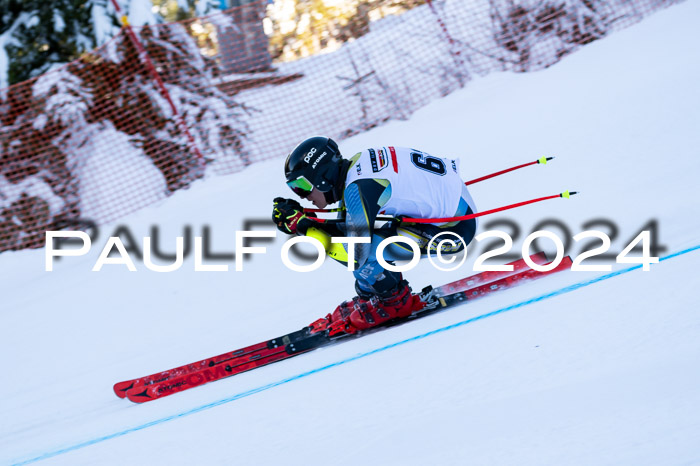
[272,197,316,235]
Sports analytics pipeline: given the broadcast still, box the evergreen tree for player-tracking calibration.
[0,1,24,35]
[152,0,220,22]
[3,0,103,86]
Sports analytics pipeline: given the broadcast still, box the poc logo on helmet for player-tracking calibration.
[304,147,317,163]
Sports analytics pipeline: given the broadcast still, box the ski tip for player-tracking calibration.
[561,190,579,199]
[113,381,135,399]
[126,387,155,404]
[538,156,554,164]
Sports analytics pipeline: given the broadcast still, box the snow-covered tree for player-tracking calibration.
[0,73,78,252]
[1,3,251,252]
[491,0,614,71]
[129,20,251,175]
[1,0,99,86]
[64,15,251,191]
[0,0,168,88]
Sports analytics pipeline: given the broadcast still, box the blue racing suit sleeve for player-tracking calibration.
[343,178,389,267]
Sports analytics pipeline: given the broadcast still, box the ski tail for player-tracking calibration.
[114,328,315,398]
[113,340,270,398]
[125,336,328,403]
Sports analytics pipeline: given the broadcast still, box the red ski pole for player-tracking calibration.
[465,156,553,186]
[400,191,578,224]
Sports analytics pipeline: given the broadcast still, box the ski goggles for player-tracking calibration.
[286,176,314,197]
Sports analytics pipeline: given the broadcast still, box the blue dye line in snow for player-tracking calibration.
[12,243,700,466]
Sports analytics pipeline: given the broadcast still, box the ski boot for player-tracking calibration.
[308,297,367,336]
[309,281,424,336]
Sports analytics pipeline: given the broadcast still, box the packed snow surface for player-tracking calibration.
[1,2,699,464]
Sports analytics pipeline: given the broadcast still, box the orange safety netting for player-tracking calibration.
[0,0,679,253]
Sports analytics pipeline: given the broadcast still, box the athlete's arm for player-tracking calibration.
[343,178,391,266]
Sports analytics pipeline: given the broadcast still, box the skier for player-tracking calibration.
[272,136,478,334]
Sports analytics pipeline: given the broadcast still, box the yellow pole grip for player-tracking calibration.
[306,227,355,266]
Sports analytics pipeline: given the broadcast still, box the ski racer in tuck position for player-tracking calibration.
[272,136,478,335]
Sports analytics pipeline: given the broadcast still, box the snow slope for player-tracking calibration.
[1,1,699,464]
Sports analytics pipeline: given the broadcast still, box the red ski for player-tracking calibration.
[433,251,549,296]
[125,343,311,403]
[113,328,314,398]
[120,253,571,403]
[435,255,573,307]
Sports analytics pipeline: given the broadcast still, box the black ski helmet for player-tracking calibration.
[284,137,346,201]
